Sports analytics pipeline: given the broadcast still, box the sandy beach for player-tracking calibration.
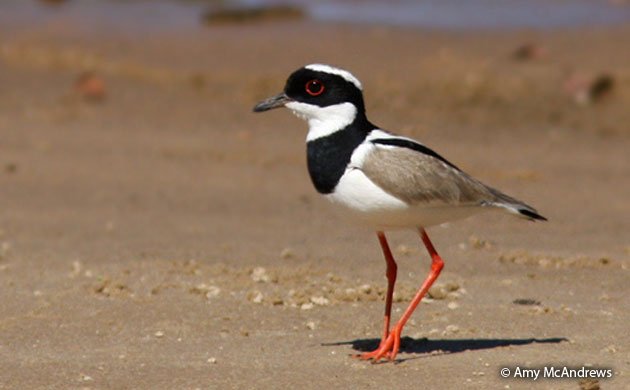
[1,6,629,389]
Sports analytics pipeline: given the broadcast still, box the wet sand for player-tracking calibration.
[1,19,629,389]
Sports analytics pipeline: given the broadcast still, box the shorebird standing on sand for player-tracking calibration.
[253,64,546,362]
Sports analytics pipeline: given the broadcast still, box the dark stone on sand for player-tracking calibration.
[202,5,305,25]
[512,298,541,306]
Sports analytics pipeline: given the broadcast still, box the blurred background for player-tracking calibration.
[5,0,630,30]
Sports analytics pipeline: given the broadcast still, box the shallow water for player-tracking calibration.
[2,0,630,32]
[300,0,630,29]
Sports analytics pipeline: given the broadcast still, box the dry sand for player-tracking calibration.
[1,18,629,390]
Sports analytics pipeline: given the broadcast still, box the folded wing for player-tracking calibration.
[361,138,546,221]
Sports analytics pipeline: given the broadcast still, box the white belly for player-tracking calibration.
[325,169,485,229]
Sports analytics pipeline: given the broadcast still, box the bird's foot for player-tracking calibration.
[353,326,402,363]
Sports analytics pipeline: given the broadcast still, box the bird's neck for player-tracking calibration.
[305,114,372,194]
[303,103,368,142]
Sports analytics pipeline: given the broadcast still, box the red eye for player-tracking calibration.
[305,79,325,96]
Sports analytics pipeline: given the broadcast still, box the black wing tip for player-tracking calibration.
[519,209,548,222]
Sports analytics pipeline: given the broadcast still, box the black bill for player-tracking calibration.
[253,93,292,112]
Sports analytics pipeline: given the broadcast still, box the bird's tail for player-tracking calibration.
[483,188,547,221]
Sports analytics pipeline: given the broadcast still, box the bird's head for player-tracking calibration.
[253,64,366,140]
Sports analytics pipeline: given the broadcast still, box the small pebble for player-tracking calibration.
[445,282,460,292]
[512,298,540,306]
[207,357,217,364]
[512,43,547,61]
[192,284,221,299]
[280,248,294,259]
[1,241,11,254]
[4,163,17,174]
[396,244,413,255]
[300,302,314,310]
[326,273,341,283]
[578,378,601,390]
[443,325,460,335]
[271,296,284,306]
[468,235,492,249]
[251,267,271,283]
[529,306,553,315]
[310,296,330,306]
[74,71,106,102]
[447,301,459,310]
[428,285,448,300]
[70,261,82,277]
[154,331,164,338]
[249,291,264,304]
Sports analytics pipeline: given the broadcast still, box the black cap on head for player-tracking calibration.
[283,67,365,112]
[253,64,365,113]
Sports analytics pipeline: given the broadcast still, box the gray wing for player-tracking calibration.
[360,140,546,220]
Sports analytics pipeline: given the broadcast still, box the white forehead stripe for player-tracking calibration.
[305,64,362,90]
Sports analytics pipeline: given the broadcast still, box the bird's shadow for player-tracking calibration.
[323,336,568,363]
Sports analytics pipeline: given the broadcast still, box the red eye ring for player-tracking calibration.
[305,79,325,96]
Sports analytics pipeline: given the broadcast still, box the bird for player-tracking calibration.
[253,64,546,362]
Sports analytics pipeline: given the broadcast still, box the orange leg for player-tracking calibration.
[358,228,445,362]
[355,232,397,359]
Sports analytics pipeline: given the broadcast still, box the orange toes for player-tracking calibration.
[353,328,402,362]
